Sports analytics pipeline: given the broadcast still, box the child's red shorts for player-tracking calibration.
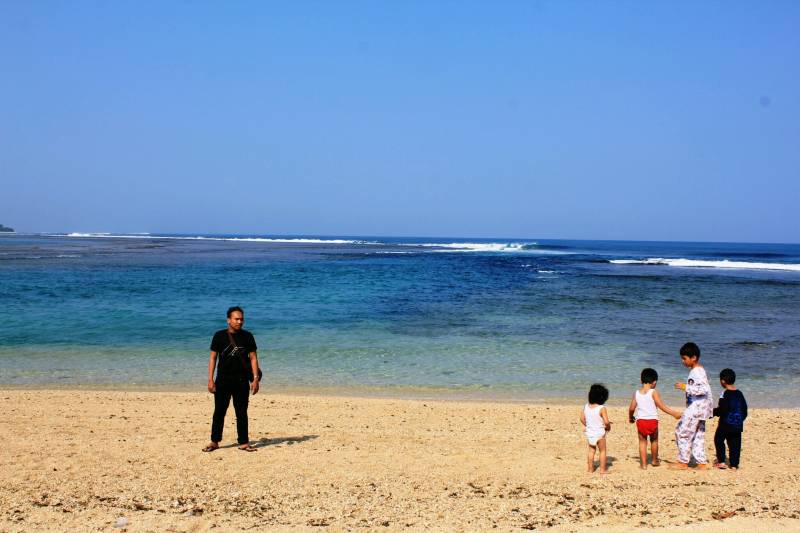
[636,419,658,436]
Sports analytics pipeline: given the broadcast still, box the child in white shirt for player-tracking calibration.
[580,383,611,473]
[672,342,714,470]
[628,368,682,469]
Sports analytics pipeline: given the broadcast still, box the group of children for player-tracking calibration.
[580,342,748,474]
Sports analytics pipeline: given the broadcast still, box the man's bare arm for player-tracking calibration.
[249,351,259,395]
[208,351,217,393]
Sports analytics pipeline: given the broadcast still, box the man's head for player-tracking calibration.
[679,342,700,367]
[227,306,244,331]
[641,368,658,386]
[720,368,736,387]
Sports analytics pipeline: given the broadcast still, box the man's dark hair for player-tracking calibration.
[641,368,658,384]
[720,368,736,385]
[680,342,700,359]
[588,383,609,405]
[227,306,244,318]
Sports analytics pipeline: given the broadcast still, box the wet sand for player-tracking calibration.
[1,390,799,531]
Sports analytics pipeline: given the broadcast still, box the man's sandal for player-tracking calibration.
[238,445,257,452]
[201,443,219,452]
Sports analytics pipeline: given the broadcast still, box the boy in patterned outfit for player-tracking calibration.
[671,342,713,470]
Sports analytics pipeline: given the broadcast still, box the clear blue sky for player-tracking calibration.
[1,1,798,242]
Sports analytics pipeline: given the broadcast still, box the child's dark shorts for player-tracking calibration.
[636,419,658,437]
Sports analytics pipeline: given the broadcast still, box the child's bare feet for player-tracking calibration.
[598,469,608,474]
[651,459,661,467]
[668,462,689,470]
[639,465,647,470]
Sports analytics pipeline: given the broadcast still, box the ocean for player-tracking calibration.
[1,233,799,406]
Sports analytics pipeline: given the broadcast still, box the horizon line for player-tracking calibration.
[2,230,798,247]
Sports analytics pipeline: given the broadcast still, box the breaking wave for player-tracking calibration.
[183,236,374,244]
[406,242,570,254]
[62,233,372,245]
[610,258,800,272]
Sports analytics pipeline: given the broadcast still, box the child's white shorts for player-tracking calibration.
[586,431,606,446]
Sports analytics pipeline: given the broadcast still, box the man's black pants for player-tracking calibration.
[211,380,250,445]
[714,424,742,468]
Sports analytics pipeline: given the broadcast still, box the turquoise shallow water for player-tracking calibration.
[1,233,799,406]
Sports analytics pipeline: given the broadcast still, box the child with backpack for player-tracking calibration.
[713,368,748,470]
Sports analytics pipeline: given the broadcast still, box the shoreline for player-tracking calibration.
[2,382,603,403]
[5,382,800,409]
[2,389,799,531]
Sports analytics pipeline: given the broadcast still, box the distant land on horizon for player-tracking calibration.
[0,224,14,232]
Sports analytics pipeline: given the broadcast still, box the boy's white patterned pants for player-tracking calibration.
[675,416,707,464]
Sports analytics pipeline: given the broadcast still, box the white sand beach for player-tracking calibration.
[2,390,799,531]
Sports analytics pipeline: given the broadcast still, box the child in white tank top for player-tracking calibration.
[580,384,611,473]
[628,368,682,469]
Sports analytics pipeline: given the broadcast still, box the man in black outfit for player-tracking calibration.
[202,306,260,452]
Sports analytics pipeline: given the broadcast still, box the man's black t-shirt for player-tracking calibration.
[210,329,257,383]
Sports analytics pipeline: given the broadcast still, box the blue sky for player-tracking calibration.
[1,1,798,242]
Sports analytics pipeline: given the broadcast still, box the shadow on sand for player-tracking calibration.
[207,435,318,451]
[590,456,617,471]
[252,435,318,448]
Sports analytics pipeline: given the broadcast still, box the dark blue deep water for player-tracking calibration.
[1,233,799,406]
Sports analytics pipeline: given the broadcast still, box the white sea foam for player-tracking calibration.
[429,242,529,252]
[62,233,372,244]
[56,234,563,251]
[183,236,375,244]
[610,258,800,272]
[404,242,566,253]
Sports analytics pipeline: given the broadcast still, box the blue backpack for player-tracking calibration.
[724,392,745,428]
